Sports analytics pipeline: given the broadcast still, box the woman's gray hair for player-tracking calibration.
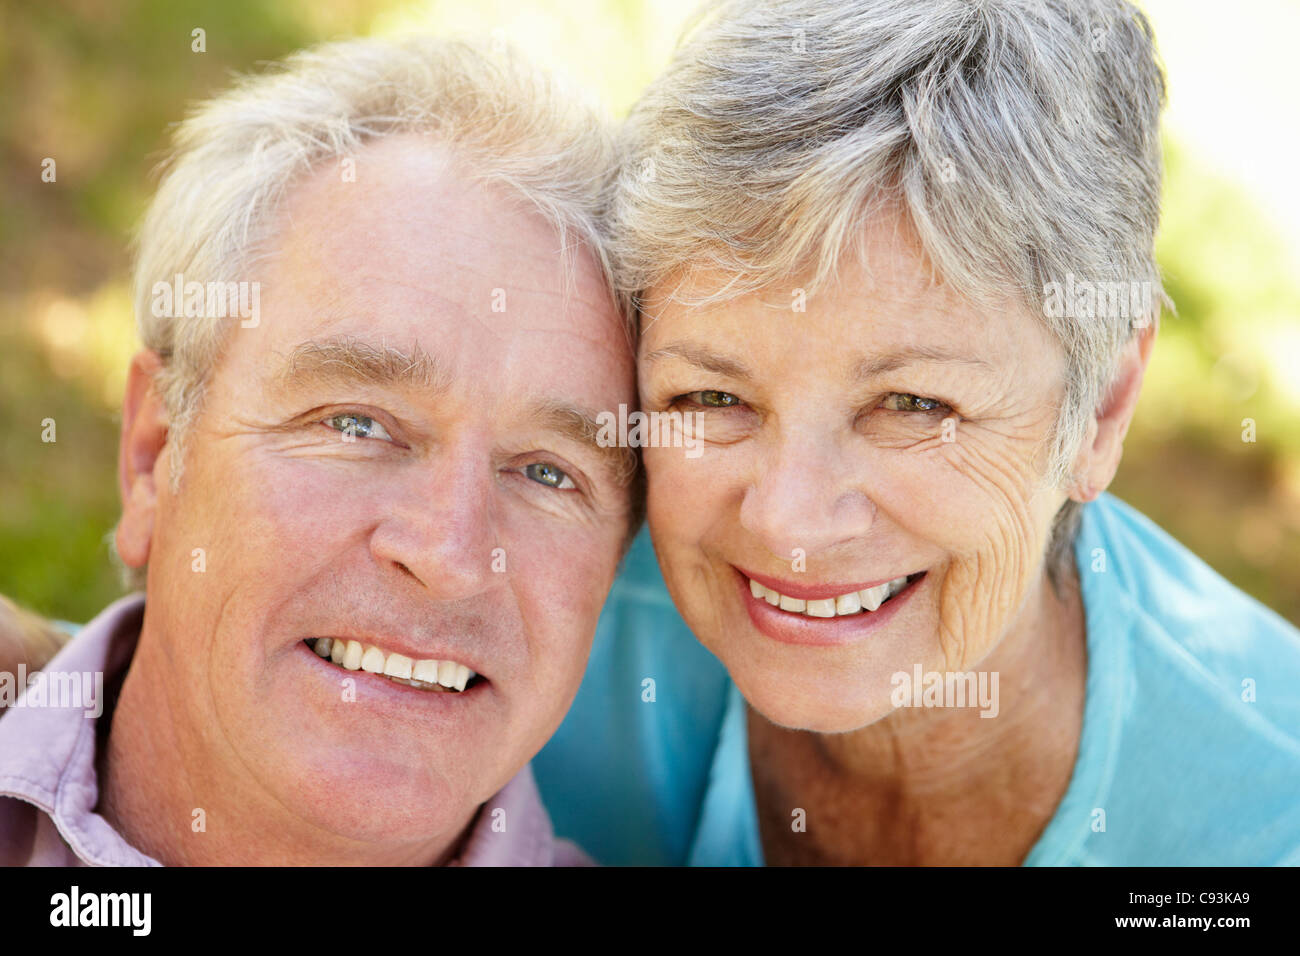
[119,35,621,590]
[608,0,1170,588]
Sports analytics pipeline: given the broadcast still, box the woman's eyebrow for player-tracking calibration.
[642,342,993,384]
[854,346,994,380]
[640,343,753,381]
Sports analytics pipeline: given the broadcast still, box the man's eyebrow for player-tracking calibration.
[855,346,994,380]
[527,399,639,487]
[273,337,453,395]
[640,343,753,382]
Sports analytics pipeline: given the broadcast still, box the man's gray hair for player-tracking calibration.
[136,35,619,444]
[118,35,621,590]
[607,0,1170,586]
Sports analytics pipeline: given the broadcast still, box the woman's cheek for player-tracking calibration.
[645,441,733,538]
[644,443,747,643]
[644,447,685,535]
[903,434,1051,670]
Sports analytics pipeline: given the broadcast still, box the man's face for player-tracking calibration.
[131,134,636,851]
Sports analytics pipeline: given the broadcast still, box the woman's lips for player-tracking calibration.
[733,566,926,646]
[737,566,918,602]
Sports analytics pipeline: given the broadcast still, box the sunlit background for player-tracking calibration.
[1,0,1297,624]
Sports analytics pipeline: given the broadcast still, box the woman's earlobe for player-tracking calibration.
[1068,476,1099,504]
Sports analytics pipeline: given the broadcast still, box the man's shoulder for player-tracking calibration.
[0,594,155,867]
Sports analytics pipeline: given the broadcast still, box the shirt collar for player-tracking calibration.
[451,762,567,866]
[0,592,158,866]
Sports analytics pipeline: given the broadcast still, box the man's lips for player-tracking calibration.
[297,641,493,706]
[302,637,486,693]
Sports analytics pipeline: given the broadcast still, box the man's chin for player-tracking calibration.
[264,745,484,847]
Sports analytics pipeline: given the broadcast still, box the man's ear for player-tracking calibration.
[1067,318,1158,503]
[115,351,170,569]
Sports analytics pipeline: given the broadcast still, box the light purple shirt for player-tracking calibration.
[0,594,590,867]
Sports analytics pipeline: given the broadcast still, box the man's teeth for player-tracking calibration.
[748,575,912,617]
[310,638,476,692]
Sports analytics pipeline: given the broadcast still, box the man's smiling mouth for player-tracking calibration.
[304,638,483,693]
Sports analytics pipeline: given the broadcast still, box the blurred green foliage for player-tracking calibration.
[1,0,1297,625]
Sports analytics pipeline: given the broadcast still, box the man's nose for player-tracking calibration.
[368,449,497,598]
[738,430,876,564]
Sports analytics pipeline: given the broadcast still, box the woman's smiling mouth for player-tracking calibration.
[733,567,927,646]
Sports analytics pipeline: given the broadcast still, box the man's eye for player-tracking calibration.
[680,390,744,408]
[880,393,950,414]
[523,462,575,490]
[323,413,394,442]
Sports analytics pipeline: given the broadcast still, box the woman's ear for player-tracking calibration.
[114,351,170,569]
[1067,318,1158,503]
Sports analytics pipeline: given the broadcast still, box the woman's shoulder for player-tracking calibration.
[1078,493,1300,678]
[1049,494,1300,864]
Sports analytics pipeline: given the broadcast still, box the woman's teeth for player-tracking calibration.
[747,575,912,617]
[307,638,476,692]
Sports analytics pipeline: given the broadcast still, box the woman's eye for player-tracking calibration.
[679,390,744,408]
[323,413,394,442]
[523,462,575,490]
[880,393,950,414]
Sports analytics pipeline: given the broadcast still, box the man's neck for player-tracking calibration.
[749,563,1088,865]
[97,621,473,866]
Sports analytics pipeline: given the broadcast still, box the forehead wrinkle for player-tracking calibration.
[346,267,613,319]
[274,335,453,396]
[527,399,639,488]
[854,345,994,381]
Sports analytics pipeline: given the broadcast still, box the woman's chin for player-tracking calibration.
[731,666,896,734]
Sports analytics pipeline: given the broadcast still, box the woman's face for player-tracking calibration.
[638,217,1074,732]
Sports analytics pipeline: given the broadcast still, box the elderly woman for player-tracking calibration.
[534,0,1300,864]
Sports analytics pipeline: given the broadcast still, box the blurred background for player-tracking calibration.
[0,0,1297,625]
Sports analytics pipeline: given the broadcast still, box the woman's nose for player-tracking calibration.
[738,432,876,563]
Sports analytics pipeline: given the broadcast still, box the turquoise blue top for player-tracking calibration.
[533,493,1300,865]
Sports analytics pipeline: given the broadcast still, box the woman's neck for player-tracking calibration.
[747,563,1088,865]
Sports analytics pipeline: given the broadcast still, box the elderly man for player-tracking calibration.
[0,36,637,866]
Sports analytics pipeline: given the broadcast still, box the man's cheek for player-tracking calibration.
[511,532,610,662]
[223,458,364,565]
